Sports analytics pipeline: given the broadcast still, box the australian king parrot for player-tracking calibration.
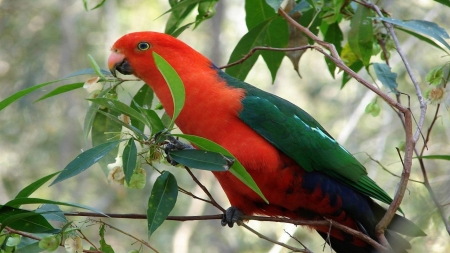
[107,31,425,253]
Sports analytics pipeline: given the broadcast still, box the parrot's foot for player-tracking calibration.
[221,206,243,228]
[155,131,194,166]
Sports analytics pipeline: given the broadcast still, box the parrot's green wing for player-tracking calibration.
[218,69,395,207]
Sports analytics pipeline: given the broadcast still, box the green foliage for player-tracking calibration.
[167,149,233,171]
[171,133,268,203]
[99,225,115,253]
[50,140,123,185]
[123,139,138,185]
[377,18,450,52]
[373,63,399,94]
[153,52,185,129]
[147,171,178,238]
[348,5,374,66]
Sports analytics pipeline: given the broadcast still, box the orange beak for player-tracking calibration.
[108,51,133,77]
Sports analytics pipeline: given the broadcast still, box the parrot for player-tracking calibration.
[107,31,425,253]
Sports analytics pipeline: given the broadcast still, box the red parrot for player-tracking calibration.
[107,32,425,253]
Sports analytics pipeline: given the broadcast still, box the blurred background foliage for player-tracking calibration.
[0,0,449,252]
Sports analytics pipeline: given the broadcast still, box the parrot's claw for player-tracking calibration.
[221,206,243,228]
[159,133,194,166]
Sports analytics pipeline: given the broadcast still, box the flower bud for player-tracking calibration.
[39,235,60,252]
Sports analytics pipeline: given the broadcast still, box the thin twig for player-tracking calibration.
[284,229,309,249]
[365,153,423,184]
[184,166,225,212]
[78,229,102,252]
[238,222,311,253]
[91,219,159,253]
[416,104,450,234]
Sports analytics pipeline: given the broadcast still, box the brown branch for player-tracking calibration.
[220,45,315,69]
[278,8,413,247]
[61,212,387,252]
[184,166,225,212]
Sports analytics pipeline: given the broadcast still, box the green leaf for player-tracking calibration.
[342,60,363,88]
[123,139,138,184]
[226,17,288,82]
[376,18,450,51]
[0,207,55,233]
[0,79,61,111]
[88,54,106,79]
[3,198,106,216]
[63,68,111,79]
[171,134,268,203]
[324,22,343,77]
[153,52,185,129]
[140,108,165,135]
[348,5,374,66]
[130,84,154,133]
[373,63,399,94]
[264,0,283,12]
[147,171,178,238]
[95,110,147,140]
[16,237,42,253]
[291,0,312,13]
[91,0,107,10]
[50,140,123,185]
[14,172,60,201]
[99,224,115,253]
[82,0,88,10]
[261,18,289,82]
[160,0,204,18]
[35,82,84,102]
[246,0,277,30]
[398,28,449,53]
[425,66,445,86]
[35,204,67,222]
[170,22,196,38]
[165,2,197,35]
[417,155,450,160]
[83,87,112,139]
[89,97,148,126]
[168,149,233,171]
[434,0,450,7]
[91,106,122,174]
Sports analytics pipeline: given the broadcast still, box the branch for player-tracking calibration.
[417,104,450,234]
[184,166,225,212]
[220,45,314,69]
[61,212,387,252]
[278,7,414,246]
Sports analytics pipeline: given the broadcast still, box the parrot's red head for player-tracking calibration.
[108,31,210,80]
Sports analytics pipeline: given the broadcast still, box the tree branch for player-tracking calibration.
[278,7,414,247]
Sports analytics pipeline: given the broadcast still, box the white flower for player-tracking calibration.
[64,237,83,253]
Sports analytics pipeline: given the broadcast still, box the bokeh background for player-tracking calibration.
[1,0,449,252]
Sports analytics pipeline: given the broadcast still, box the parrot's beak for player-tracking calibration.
[108,51,134,77]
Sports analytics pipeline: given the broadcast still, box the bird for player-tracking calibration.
[107,31,425,253]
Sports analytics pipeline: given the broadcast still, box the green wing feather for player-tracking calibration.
[218,69,395,207]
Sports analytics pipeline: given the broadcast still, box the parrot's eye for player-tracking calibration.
[137,42,151,51]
